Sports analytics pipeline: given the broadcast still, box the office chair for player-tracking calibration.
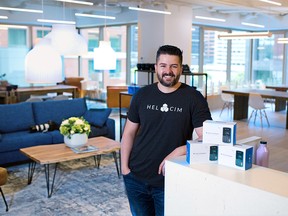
[53,95,70,101]
[248,93,270,127]
[219,86,234,117]
[25,97,43,102]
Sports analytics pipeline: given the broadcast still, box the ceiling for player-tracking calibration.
[1,0,288,30]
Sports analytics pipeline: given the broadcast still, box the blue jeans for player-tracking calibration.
[123,172,164,216]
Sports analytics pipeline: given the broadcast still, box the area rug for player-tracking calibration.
[0,155,131,216]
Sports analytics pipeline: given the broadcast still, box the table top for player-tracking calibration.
[169,156,288,198]
[20,136,120,165]
[222,88,288,99]
[265,85,288,91]
[16,85,77,92]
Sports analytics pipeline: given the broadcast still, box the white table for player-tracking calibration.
[165,156,288,216]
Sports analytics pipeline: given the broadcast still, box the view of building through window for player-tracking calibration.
[0,23,286,97]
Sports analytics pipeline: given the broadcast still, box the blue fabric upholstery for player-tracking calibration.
[0,98,116,166]
[83,108,112,127]
[33,98,87,125]
[0,131,52,152]
[0,103,35,133]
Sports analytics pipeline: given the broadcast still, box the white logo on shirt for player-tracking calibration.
[146,104,183,113]
[161,103,169,112]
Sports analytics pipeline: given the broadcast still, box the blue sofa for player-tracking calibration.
[0,98,115,166]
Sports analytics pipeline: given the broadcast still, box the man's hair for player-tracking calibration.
[156,45,183,64]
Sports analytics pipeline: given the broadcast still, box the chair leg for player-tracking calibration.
[248,110,254,125]
[254,110,258,124]
[219,102,227,117]
[263,110,270,127]
[259,110,263,127]
[0,187,8,212]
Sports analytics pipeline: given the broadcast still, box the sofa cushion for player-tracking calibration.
[89,126,109,138]
[33,98,87,125]
[0,103,35,133]
[84,108,112,127]
[48,130,64,144]
[0,131,53,152]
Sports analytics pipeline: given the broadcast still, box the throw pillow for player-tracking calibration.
[30,120,59,133]
[83,108,112,127]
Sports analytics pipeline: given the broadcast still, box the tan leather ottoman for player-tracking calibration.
[0,167,8,212]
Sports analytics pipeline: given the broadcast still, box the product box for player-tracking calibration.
[186,140,219,164]
[237,136,261,164]
[203,120,237,145]
[128,85,141,94]
[218,144,253,170]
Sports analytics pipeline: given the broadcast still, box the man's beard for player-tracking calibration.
[157,72,181,87]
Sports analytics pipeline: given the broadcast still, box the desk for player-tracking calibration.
[181,72,208,99]
[0,85,77,103]
[222,89,288,129]
[165,156,288,216]
[266,85,288,92]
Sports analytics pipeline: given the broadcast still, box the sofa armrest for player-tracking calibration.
[105,118,115,140]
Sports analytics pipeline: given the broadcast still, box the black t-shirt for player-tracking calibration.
[127,83,212,187]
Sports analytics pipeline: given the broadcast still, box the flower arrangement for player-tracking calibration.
[59,117,91,138]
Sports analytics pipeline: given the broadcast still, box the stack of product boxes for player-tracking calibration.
[186,120,253,170]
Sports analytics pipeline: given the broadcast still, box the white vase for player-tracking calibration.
[64,133,88,148]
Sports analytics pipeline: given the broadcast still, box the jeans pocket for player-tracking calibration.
[122,171,132,178]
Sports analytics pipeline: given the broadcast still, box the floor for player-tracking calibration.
[87,100,288,173]
[1,99,287,215]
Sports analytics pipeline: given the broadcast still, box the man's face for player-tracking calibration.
[155,54,182,87]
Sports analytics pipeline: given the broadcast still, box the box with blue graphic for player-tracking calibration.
[203,120,237,145]
[128,85,141,94]
[186,140,218,164]
[218,144,253,170]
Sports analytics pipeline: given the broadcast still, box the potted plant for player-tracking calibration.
[60,117,91,148]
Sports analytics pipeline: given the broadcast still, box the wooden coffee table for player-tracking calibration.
[20,136,121,198]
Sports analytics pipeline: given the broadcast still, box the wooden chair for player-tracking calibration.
[106,86,131,108]
[60,77,84,98]
[0,167,8,212]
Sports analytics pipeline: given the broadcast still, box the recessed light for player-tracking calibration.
[195,16,226,22]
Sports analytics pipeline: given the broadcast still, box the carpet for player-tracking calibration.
[0,155,131,216]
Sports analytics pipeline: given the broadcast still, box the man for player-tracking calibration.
[121,45,212,216]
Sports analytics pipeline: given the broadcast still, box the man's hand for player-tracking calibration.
[158,145,186,176]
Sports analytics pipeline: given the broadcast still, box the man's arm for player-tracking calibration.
[120,119,139,175]
[194,126,203,140]
[158,126,204,175]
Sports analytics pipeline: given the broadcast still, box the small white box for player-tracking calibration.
[237,136,261,164]
[218,144,253,170]
[186,140,218,164]
[203,120,237,145]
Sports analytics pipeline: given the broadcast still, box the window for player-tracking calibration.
[0,25,29,87]
[203,29,228,94]
[130,24,138,84]
[252,33,284,86]
[191,26,200,72]
[230,31,252,88]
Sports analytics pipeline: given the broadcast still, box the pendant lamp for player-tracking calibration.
[25,38,63,84]
[93,0,116,70]
[94,41,116,70]
[48,24,87,56]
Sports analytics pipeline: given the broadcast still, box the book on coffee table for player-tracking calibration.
[71,145,98,154]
